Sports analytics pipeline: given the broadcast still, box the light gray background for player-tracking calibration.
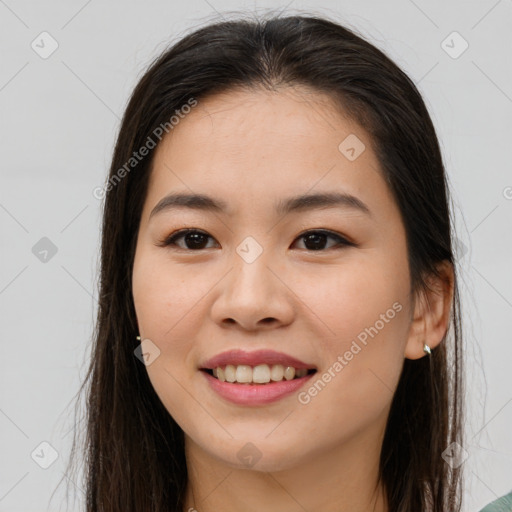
[1,1,511,511]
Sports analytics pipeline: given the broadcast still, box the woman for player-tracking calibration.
[63,12,477,512]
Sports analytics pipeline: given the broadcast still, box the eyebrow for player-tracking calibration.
[149,191,372,220]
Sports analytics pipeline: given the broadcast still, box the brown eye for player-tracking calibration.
[160,229,218,250]
[157,228,354,252]
[292,230,353,251]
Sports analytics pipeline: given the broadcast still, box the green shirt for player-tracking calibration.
[479,490,512,512]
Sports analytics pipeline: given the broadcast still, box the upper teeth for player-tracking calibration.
[212,364,309,384]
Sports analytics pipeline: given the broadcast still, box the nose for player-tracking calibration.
[210,249,295,331]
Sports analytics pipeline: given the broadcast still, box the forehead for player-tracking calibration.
[154,86,364,159]
[144,86,391,221]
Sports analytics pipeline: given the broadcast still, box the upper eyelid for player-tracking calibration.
[161,228,354,248]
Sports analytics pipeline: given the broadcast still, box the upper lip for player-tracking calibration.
[200,349,317,370]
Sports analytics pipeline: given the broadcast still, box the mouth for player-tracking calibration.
[200,363,318,405]
[200,364,317,384]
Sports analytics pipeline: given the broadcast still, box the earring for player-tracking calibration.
[136,335,141,341]
[423,343,431,355]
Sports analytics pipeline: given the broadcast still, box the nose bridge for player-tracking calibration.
[230,236,276,300]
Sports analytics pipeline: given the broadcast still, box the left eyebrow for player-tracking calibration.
[275,191,372,217]
[149,191,372,221]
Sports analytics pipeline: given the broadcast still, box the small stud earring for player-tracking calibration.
[423,343,431,355]
[136,335,141,341]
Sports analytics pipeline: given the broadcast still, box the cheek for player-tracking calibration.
[290,255,410,409]
[132,252,200,407]
[132,248,204,342]
[294,284,408,439]
[292,254,410,349]
[132,252,207,432]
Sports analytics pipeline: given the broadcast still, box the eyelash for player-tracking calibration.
[156,228,356,252]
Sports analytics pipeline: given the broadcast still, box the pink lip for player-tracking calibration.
[200,349,316,370]
[201,370,316,405]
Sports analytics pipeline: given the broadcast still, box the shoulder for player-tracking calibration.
[478,490,512,512]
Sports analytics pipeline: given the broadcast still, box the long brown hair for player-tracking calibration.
[61,12,464,511]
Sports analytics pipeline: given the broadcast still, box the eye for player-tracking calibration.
[157,228,354,252]
[157,229,218,250]
[292,230,354,251]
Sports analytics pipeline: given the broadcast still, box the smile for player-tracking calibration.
[200,367,318,406]
[203,364,316,384]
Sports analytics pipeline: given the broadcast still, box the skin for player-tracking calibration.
[131,86,454,512]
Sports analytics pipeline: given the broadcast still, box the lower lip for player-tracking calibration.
[201,370,316,405]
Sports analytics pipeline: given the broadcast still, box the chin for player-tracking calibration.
[205,436,309,473]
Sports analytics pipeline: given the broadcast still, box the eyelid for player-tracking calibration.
[155,228,216,249]
[156,227,356,251]
[294,228,355,247]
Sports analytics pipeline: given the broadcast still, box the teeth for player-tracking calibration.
[235,365,252,383]
[224,364,236,383]
[270,364,284,381]
[284,366,295,380]
[212,364,311,384]
[253,364,271,383]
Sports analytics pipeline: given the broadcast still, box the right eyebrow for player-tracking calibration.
[149,192,229,220]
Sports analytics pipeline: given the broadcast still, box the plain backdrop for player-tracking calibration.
[1,1,511,511]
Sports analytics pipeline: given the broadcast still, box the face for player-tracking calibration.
[132,86,414,472]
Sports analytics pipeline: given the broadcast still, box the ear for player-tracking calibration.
[404,261,454,360]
